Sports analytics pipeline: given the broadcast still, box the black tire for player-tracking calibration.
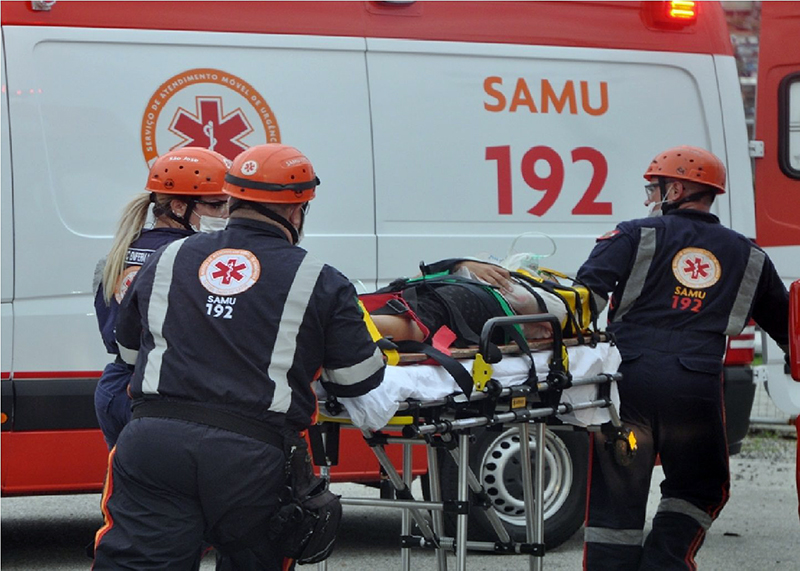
[438,425,588,550]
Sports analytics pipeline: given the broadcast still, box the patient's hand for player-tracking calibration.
[457,261,513,292]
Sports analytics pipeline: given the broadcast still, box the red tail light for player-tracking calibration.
[668,1,697,21]
[724,322,755,366]
[644,1,698,30]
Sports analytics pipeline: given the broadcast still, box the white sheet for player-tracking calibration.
[326,343,621,431]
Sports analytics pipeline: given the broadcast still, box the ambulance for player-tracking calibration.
[1,0,791,549]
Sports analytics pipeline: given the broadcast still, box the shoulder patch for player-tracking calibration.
[115,266,140,303]
[597,229,620,241]
[199,248,261,296]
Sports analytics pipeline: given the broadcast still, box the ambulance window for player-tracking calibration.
[779,73,800,179]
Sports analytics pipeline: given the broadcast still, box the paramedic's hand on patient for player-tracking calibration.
[457,261,513,293]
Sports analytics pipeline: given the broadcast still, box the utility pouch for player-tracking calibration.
[273,434,343,564]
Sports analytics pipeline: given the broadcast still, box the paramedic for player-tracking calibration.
[92,143,386,570]
[92,147,230,450]
[577,146,790,570]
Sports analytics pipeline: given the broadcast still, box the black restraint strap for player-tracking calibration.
[395,340,475,398]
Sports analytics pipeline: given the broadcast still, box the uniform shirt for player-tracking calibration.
[115,217,385,430]
[577,209,789,356]
[93,227,193,355]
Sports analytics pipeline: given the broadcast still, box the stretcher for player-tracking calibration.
[312,315,624,571]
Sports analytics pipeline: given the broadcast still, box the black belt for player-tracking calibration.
[132,400,284,450]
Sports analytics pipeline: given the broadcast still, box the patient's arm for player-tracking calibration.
[455,260,513,292]
[371,314,426,342]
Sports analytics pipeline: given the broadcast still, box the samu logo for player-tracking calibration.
[140,68,281,167]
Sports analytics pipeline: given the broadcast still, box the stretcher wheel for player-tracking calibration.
[436,425,588,549]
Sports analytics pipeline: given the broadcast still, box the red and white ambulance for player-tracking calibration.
[1,0,790,547]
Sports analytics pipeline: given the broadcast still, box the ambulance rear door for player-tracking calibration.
[753,1,800,415]
[368,38,739,282]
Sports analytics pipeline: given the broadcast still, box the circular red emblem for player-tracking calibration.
[199,249,261,296]
[672,248,721,289]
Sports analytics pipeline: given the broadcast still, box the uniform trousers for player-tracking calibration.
[584,346,729,570]
[93,416,286,570]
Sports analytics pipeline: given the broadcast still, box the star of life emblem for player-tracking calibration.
[671,247,721,289]
[114,266,140,303]
[199,249,261,296]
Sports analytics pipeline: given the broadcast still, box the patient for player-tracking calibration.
[368,259,566,346]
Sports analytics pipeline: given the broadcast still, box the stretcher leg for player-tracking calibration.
[360,431,438,543]
[518,421,545,571]
[456,432,470,571]
[425,444,449,571]
[443,435,512,545]
[317,437,331,571]
[401,442,412,571]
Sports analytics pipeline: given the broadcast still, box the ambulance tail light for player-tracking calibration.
[724,322,756,367]
[643,1,698,30]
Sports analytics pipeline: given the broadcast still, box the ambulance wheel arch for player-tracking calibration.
[437,426,588,549]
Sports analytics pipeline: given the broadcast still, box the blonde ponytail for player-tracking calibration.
[101,193,152,305]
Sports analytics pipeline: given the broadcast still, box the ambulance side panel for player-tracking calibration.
[0,26,379,493]
[2,26,376,368]
[367,39,749,280]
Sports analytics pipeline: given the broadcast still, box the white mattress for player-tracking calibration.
[323,343,621,431]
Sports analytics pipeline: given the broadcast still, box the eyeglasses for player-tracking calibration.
[195,199,229,212]
[644,182,660,198]
[301,202,311,216]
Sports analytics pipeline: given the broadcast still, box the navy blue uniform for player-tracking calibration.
[577,209,788,570]
[92,218,385,570]
[93,227,192,449]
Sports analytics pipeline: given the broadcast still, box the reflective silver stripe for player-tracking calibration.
[117,343,138,366]
[584,526,643,546]
[613,227,657,322]
[322,346,385,386]
[268,254,324,414]
[657,497,713,530]
[725,248,765,335]
[142,240,185,395]
[591,291,608,313]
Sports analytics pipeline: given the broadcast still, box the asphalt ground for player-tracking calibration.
[1,430,797,570]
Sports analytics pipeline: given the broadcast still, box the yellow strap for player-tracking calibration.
[472,353,494,391]
[559,345,570,371]
[358,300,400,366]
[317,413,416,426]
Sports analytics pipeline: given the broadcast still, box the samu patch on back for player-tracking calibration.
[199,248,261,296]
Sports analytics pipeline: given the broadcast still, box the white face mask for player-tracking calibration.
[194,215,228,233]
[647,201,664,217]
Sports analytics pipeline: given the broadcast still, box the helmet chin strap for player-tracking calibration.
[158,197,197,232]
[658,180,715,214]
[230,200,299,244]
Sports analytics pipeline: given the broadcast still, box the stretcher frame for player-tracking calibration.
[312,315,623,571]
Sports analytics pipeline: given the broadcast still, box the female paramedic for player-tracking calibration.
[92,147,231,450]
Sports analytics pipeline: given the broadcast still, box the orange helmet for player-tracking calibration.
[222,144,319,204]
[643,145,726,195]
[145,147,230,195]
